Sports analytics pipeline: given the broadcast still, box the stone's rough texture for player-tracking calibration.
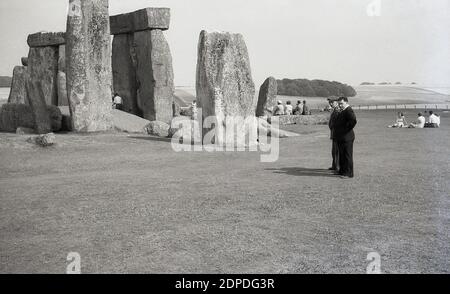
[57,72,69,106]
[134,29,174,124]
[0,103,62,133]
[58,45,66,72]
[16,127,36,135]
[27,32,66,47]
[25,80,54,134]
[256,77,278,117]
[27,133,56,147]
[145,120,170,137]
[112,34,140,116]
[112,109,150,134]
[110,8,170,35]
[172,102,181,117]
[66,0,113,132]
[7,66,29,104]
[21,57,28,66]
[27,46,59,106]
[196,31,257,146]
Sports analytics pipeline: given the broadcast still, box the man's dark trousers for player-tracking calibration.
[338,139,354,177]
[334,106,357,178]
[332,139,339,171]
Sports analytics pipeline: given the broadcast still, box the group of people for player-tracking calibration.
[328,97,358,179]
[388,111,441,128]
[273,100,311,116]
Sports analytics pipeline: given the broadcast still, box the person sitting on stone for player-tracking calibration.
[302,100,311,115]
[293,100,303,115]
[113,93,123,111]
[273,100,285,116]
[408,113,426,128]
[388,112,407,128]
[425,111,439,128]
[285,101,293,115]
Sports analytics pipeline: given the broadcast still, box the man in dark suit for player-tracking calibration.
[328,98,340,172]
[334,97,357,178]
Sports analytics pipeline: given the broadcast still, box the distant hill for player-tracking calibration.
[277,79,356,98]
[0,76,12,87]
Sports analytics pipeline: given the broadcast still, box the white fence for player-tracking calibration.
[353,104,449,111]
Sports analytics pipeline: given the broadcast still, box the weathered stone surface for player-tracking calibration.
[256,77,277,117]
[27,32,65,47]
[57,71,69,106]
[16,127,36,135]
[7,66,29,104]
[66,0,113,132]
[172,102,181,117]
[21,57,28,66]
[196,30,257,146]
[58,45,66,72]
[0,103,62,133]
[27,46,59,105]
[25,80,54,134]
[27,133,56,147]
[134,29,174,124]
[112,34,140,116]
[145,120,170,137]
[110,8,170,35]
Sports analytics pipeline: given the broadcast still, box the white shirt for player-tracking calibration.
[113,95,123,105]
[285,105,293,115]
[417,116,425,128]
[429,114,439,124]
[436,116,440,127]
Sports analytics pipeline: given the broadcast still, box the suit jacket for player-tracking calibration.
[328,108,340,139]
[334,106,357,142]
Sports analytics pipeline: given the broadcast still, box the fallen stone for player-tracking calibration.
[256,77,277,117]
[110,8,170,35]
[145,120,170,137]
[16,127,36,135]
[57,71,69,106]
[0,103,62,133]
[21,57,28,66]
[66,0,113,132]
[27,133,56,147]
[134,29,174,124]
[112,34,140,116]
[7,66,29,104]
[112,109,150,134]
[27,32,65,47]
[196,30,257,147]
[27,46,59,105]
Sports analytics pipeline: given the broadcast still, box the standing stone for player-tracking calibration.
[57,71,69,106]
[58,45,66,72]
[27,47,59,106]
[21,57,28,66]
[196,30,257,146]
[7,66,29,104]
[112,34,140,116]
[25,80,53,134]
[66,0,113,132]
[134,29,174,124]
[256,77,278,117]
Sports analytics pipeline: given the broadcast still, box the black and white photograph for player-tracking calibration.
[0,0,449,280]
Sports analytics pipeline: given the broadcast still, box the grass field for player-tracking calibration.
[0,109,448,273]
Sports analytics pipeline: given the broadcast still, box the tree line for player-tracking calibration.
[277,79,356,97]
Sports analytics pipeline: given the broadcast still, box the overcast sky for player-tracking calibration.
[0,0,448,87]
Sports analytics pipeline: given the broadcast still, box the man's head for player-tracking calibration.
[429,111,434,115]
[297,100,302,105]
[287,101,291,105]
[338,97,349,110]
[277,100,282,105]
[418,113,422,117]
[303,100,307,104]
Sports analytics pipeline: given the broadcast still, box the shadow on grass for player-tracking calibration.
[128,135,173,143]
[267,167,340,178]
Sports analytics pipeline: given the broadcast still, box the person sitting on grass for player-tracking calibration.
[273,100,285,116]
[302,100,311,115]
[408,113,426,128]
[293,100,303,115]
[388,112,407,128]
[285,101,293,115]
[425,111,439,128]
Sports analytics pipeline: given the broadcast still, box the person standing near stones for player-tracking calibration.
[113,93,123,111]
[328,97,341,172]
[334,97,357,179]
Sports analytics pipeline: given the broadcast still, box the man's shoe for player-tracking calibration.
[340,175,353,179]
[328,167,336,171]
